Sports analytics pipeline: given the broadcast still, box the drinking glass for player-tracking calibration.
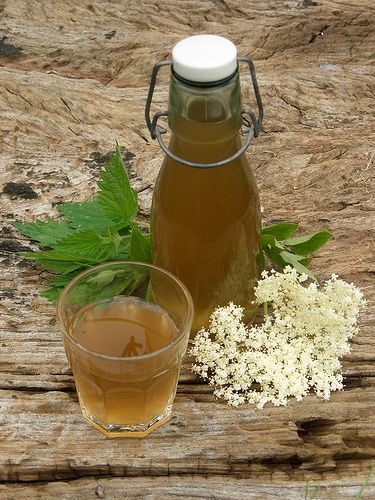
[57,261,194,438]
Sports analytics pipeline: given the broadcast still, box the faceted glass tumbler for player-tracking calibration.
[56,261,193,438]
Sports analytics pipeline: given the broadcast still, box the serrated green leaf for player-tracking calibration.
[13,143,153,301]
[13,220,73,247]
[280,251,316,281]
[117,235,131,259]
[97,144,137,226]
[86,269,123,288]
[47,272,81,288]
[282,231,332,256]
[20,250,93,274]
[69,268,145,307]
[118,225,132,236]
[21,250,97,262]
[54,230,117,260]
[40,287,63,304]
[123,271,149,297]
[130,225,151,263]
[42,261,86,274]
[262,223,299,240]
[58,199,117,232]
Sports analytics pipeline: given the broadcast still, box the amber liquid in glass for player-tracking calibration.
[152,111,261,333]
[70,296,179,427]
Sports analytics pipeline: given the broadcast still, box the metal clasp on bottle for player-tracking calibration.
[145,57,264,169]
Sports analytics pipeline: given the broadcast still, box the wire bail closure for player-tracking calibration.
[145,57,264,169]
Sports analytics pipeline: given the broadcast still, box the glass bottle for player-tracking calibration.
[147,35,262,333]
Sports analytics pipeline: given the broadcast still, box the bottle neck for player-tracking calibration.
[168,72,242,147]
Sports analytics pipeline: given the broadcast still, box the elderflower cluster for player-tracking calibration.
[190,267,366,408]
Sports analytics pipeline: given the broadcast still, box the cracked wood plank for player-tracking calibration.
[1,475,375,500]
[1,386,375,482]
[0,0,375,497]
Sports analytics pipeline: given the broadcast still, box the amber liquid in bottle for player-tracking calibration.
[151,72,261,333]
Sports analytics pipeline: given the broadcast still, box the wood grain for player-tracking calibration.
[1,385,375,481]
[1,476,375,500]
[1,0,375,497]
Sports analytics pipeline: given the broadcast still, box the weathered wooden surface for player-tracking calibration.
[1,0,375,497]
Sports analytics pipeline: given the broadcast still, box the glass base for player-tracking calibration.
[80,403,173,438]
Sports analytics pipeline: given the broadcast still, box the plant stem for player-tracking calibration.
[355,461,375,499]
[263,301,268,317]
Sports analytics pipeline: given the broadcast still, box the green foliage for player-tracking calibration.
[355,461,375,499]
[67,269,146,308]
[117,234,131,259]
[13,220,73,246]
[279,251,316,281]
[304,480,321,499]
[14,145,147,303]
[262,222,299,240]
[13,142,333,304]
[20,252,89,275]
[130,224,152,263]
[54,230,122,261]
[97,143,138,225]
[260,223,332,280]
[58,199,117,232]
[22,250,97,263]
[304,461,375,499]
[282,231,332,256]
[39,287,63,304]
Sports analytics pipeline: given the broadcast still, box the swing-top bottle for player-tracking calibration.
[147,35,263,333]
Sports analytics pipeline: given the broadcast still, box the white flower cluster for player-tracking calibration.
[190,267,366,408]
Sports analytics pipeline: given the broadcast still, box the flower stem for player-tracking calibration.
[263,301,268,317]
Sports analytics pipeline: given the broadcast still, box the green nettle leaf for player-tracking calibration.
[58,199,117,232]
[12,144,154,303]
[86,269,124,288]
[262,223,299,240]
[39,261,86,275]
[122,271,149,297]
[20,250,93,274]
[97,144,137,226]
[282,231,333,256]
[130,225,152,263]
[47,272,81,288]
[13,220,74,247]
[54,230,117,261]
[40,287,63,304]
[21,250,97,263]
[117,234,131,259]
[70,269,144,307]
[12,139,334,303]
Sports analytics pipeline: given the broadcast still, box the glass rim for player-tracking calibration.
[56,260,194,361]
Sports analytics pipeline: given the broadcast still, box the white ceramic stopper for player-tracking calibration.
[172,35,237,83]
